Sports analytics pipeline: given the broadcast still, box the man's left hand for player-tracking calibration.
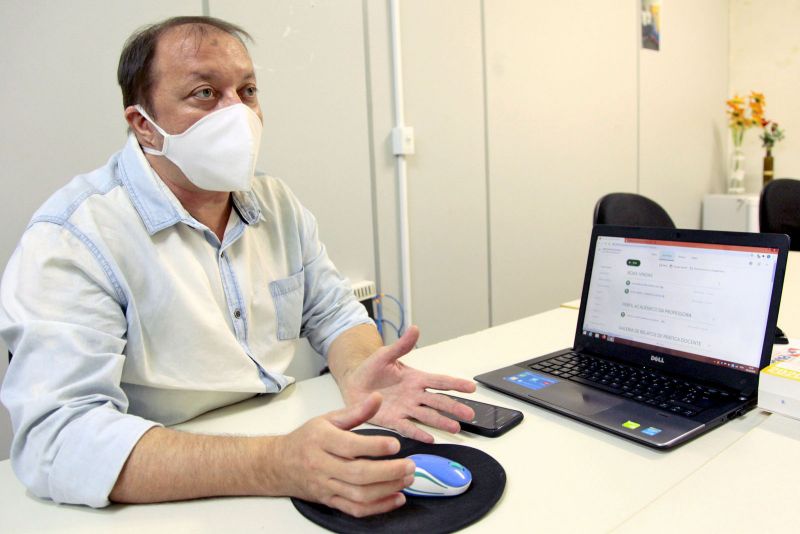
[337,326,477,443]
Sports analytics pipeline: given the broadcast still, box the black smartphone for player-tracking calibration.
[440,394,524,437]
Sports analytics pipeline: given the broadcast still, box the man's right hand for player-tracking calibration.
[271,392,416,517]
[111,392,414,516]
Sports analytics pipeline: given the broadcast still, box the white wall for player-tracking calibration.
[0,0,765,463]
[485,1,639,325]
[730,0,800,191]
[369,0,491,347]
[640,0,729,225]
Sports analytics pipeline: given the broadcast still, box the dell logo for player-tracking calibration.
[650,355,665,364]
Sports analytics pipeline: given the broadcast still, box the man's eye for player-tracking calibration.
[242,86,258,98]
[195,88,214,99]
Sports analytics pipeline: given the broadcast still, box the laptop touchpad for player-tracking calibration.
[534,385,624,416]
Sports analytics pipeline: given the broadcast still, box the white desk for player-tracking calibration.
[2,307,794,533]
[615,412,800,533]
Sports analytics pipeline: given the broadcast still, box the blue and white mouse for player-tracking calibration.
[402,454,472,497]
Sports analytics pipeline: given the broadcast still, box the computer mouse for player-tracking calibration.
[402,453,472,497]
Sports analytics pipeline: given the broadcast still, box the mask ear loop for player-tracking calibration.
[134,105,168,156]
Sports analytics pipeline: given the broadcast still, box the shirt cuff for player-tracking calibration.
[48,405,161,508]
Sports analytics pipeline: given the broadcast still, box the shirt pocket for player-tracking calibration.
[269,269,305,341]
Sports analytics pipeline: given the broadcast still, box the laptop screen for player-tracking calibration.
[581,235,781,374]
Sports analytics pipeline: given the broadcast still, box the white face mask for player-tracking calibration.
[135,104,263,192]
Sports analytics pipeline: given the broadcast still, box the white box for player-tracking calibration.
[702,194,759,232]
[758,353,800,420]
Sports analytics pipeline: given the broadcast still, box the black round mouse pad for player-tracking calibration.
[291,428,506,534]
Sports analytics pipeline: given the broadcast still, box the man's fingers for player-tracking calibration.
[425,392,476,422]
[325,428,403,459]
[394,325,420,354]
[327,492,406,518]
[392,418,435,444]
[335,458,415,485]
[327,391,383,431]
[411,405,463,434]
[329,465,414,499]
[421,373,477,394]
[371,325,420,366]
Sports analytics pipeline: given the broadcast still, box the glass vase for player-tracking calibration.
[763,148,774,186]
[727,146,745,194]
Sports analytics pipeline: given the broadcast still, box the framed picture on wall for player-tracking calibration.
[642,0,661,51]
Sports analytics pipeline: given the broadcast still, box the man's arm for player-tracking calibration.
[327,324,477,443]
[110,392,415,517]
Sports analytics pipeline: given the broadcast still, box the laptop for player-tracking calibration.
[475,225,789,449]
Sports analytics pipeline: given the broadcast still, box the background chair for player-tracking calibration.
[758,178,799,345]
[760,178,800,251]
[593,192,676,228]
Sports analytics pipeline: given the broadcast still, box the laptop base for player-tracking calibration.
[475,349,753,449]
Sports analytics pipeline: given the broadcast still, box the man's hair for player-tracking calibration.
[117,16,252,115]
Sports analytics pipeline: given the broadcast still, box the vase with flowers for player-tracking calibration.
[725,92,764,194]
[760,120,785,185]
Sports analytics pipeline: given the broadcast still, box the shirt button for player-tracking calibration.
[234,309,242,319]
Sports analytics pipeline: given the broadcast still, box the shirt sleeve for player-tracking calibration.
[294,204,375,357]
[0,221,160,508]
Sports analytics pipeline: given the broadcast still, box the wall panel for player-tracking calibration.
[485,1,639,325]
[210,0,375,283]
[730,0,800,190]
[639,0,729,226]
[367,0,490,347]
[398,0,490,345]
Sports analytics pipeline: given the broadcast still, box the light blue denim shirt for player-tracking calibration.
[0,135,372,507]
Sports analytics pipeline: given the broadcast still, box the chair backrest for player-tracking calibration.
[593,192,676,228]
[760,178,800,251]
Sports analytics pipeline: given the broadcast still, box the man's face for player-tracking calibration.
[146,24,262,136]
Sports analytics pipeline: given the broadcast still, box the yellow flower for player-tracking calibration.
[726,96,745,113]
[726,90,772,137]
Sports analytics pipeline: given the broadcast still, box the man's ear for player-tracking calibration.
[124,105,161,150]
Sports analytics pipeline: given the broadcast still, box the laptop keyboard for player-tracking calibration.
[529,352,734,417]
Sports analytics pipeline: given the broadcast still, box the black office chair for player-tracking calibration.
[760,178,800,251]
[758,178,798,345]
[593,192,676,228]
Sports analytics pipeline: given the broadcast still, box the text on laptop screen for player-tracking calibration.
[581,236,780,374]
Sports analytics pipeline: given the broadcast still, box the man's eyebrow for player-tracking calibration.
[184,71,257,83]
[185,71,212,82]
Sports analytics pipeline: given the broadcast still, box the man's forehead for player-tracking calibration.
[153,23,252,73]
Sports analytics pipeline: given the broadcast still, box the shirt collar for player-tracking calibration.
[118,134,262,235]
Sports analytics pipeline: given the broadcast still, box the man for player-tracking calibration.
[0,16,475,517]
